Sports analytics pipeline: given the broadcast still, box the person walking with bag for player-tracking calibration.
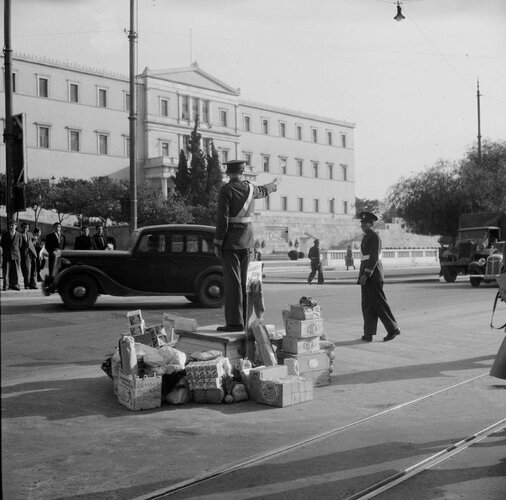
[214,159,280,332]
[357,212,401,342]
[307,239,324,284]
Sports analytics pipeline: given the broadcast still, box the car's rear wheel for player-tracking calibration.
[197,273,224,308]
[59,274,98,309]
[442,267,458,283]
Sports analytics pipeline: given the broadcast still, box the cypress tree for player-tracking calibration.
[174,149,191,198]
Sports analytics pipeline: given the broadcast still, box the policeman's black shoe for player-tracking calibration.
[361,335,373,342]
[216,324,244,332]
[383,330,401,342]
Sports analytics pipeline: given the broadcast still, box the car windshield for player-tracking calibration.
[126,230,140,251]
[458,229,489,242]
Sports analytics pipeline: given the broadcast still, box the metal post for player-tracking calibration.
[128,0,138,232]
[477,80,482,163]
[3,0,14,222]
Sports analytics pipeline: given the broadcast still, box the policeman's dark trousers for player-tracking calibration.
[361,281,399,336]
[221,249,250,327]
[308,262,324,284]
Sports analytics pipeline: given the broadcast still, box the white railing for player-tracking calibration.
[323,248,439,267]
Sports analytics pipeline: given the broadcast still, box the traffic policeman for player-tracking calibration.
[357,212,401,342]
[214,160,280,332]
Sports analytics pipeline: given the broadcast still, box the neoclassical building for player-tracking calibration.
[1,53,359,250]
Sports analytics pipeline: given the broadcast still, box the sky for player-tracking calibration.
[7,0,506,199]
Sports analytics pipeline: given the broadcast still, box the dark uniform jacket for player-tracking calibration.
[358,229,384,283]
[214,178,277,250]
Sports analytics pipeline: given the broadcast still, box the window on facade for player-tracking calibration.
[161,141,169,157]
[265,197,270,210]
[125,93,130,112]
[69,130,80,152]
[220,109,228,127]
[244,152,252,165]
[262,155,270,172]
[279,122,286,137]
[327,163,334,179]
[329,198,335,214]
[280,157,287,175]
[296,125,302,140]
[282,196,288,211]
[244,115,251,132]
[343,201,348,214]
[341,164,348,181]
[11,73,17,93]
[298,197,304,212]
[262,119,269,135]
[221,149,229,164]
[341,133,347,148]
[125,137,130,157]
[98,134,108,155]
[160,98,169,117]
[312,128,318,143]
[38,77,49,98]
[98,88,107,108]
[202,100,209,123]
[69,83,79,103]
[327,131,333,145]
[312,161,319,178]
[38,126,49,148]
[296,159,303,176]
[182,95,190,119]
[192,97,199,120]
[314,199,319,213]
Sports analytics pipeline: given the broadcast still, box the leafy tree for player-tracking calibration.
[86,176,125,225]
[387,160,471,236]
[25,178,51,226]
[45,178,75,224]
[202,140,223,224]
[355,198,380,217]
[459,140,506,212]
[174,149,191,198]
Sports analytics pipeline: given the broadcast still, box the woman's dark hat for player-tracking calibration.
[224,160,246,174]
[358,212,378,224]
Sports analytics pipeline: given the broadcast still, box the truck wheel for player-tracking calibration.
[59,274,98,309]
[442,268,458,283]
[469,273,482,288]
[197,273,224,308]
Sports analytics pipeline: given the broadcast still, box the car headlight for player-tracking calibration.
[478,258,486,266]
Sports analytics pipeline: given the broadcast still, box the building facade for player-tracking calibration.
[1,54,359,250]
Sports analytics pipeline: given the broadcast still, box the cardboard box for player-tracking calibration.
[302,369,331,387]
[185,358,225,390]
[285,318,324,338]
[289,304,321,320]
[280,350,331,372]
[256,376,313,407]
[111,355,121,395]
[187,377,223,390]
[117,372,162,411]
[282,335,320,354]
[249,365,288,401]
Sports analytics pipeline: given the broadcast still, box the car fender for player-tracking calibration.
[56,265,138,296]
[468,262,484,275]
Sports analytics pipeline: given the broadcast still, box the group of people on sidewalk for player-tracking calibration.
[212,158,401,343]
[1,220,116,291]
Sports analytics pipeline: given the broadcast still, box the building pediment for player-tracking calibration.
[143,63,240,96]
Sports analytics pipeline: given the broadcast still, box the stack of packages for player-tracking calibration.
[279,297,335,387]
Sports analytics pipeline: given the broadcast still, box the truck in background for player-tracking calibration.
[439,212,506,286]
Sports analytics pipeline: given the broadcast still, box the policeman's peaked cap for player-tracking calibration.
[358,212,379,224]
[224,159,246,174]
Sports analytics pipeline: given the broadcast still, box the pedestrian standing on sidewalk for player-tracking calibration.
[1,220,22,291]
[19,222,38,289]
[32,227,44,282]
[93,224,107,250]
[307,239,324,284]
[45,222,66,274]
[345,245,356,270]
[74,226,96,250]
[357,212,401,342]
[214,159,280,332]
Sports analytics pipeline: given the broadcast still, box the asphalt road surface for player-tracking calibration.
[1,276,505,499]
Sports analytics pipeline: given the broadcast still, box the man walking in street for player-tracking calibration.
[1,221,22,291]
[307,238,324,284]
[357,212,401,342]
[214,159,280,332]
[45,222,66,274]
[19,222,38,289]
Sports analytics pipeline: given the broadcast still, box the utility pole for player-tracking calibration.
[3,0,14,221]
[128,0,138,232]
[476,80,482,163]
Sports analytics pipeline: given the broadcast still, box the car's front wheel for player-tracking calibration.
[59,273,99,310]
[197,273,224,308]
[442,267,458,283]
[469,271,482,288]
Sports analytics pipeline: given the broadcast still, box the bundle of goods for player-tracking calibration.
[279,297,335,387]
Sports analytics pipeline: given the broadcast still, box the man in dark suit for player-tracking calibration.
[357,212,401,342]
[213,159,280,332]
[74,226,96,250]
[19,222,38,289]
[45,222,66,274]
[307,239,324,284]
[1,220,22,291]
[93,224,107,250]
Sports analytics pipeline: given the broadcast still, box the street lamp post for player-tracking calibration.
[128,0,138,232]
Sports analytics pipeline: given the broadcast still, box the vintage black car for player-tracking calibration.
[43,224,224,310]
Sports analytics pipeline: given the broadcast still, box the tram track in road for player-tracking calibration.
[135,372,494,500]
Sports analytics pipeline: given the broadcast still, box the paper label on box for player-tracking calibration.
[282,336,320,354]
[286,318,324,338]
[127,309,143,326]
